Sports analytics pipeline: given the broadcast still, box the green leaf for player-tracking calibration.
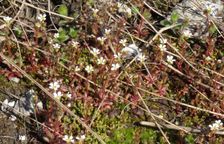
[185,134,195,144]
[13,26,22,37]
[170,11,179,23]
[87,0,94,6]
[132,6,139,14]
[140,129,157,143]
[208,23,217,35]
[57,28,69,43]
[58,20,69,26]
[69,28,78,38]
[160,19,172,26]
[143,11,151,19]
[57,4,68,16]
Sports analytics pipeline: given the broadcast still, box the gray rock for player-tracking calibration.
[168,0,224,38]
[1,89,40,118]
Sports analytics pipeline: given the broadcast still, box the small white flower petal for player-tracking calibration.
[76,134,85,141]
[3,16,12,23]
[92,8,99,16]
[97,57,106,65]
[63,135,69,141]
[166,55,176,64]
[37,14,46,22]
[183,29,192,38]
[119,39,127,46]
[63,135,74,143]
[74,66,81,72]
[111,63,121,71]
[66,93,72,99]
[159,44,167,51]
[54,33,59,39]
[160,38,167,44]
[114,53,122,59]
[97,37,106,45]
[71,41,79,48]
[90,48,100,57]
[205,56,212,61]
[49,81,60,91]
[67,103,71,107]
[85,65,94,73]
[53,91,63,99]
[19,135,27,141]
[117,3,132,17]
[137,53,147,63]
[53,43,61,49]
[37,101,43,110]
[105,29,111,35]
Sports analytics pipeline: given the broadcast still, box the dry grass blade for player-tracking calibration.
[139,121,224,135]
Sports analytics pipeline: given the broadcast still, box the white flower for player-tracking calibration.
[63,135,75,143]
[117,3,132,18]
[85,65,94,73]
[205,56,212,61]
[97,57,106,65]
[76,134,86,141]
[111,63,121,71]
[117,2,122,8]
[37,101,43,110]
[137,53,147,63]
[3,16,12,23]
[67,103,71,107]
[9,115,17,121]
[97,37,107,45]
[160,38,167,44]
[209,120,223,131]
[53,43,61,49]
[159,44,167,51]
[105,29,111,35]
[90,48,100,57]
[49,81,60,91]
[122,43,140,57]
[125,7,132,18]
[54,33,59,39]
[35,23,41,28]
[166,55,176,64]
[53,91,63,99]
[92,8,99,16]
[114,53,122,59]
[182,29,192,37]
[66,92,72,99]
[71,41,79,48]
[19,135,27,141]
[74,66,81,72]
[119,39,127,46]
[48,38,53,44]
[217,59,222,63]
[37,14,46,22]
